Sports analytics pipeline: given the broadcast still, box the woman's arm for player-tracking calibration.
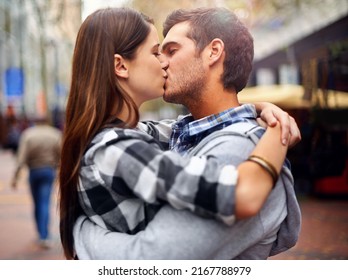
[138,103,301,148]
[235,122,287,218]
[80,130,239,228]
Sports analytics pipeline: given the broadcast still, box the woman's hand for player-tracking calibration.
[254,102,301,148]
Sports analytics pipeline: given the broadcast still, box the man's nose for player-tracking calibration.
[158,54,169,70]
[161,61,169,71]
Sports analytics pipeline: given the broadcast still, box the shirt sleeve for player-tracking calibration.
[79,130,238,227]
[137,119,175,150]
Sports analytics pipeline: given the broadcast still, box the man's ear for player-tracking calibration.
[207,38,224,66]
[114,54,129,78]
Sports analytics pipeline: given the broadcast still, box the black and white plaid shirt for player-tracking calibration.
[78,120,238,234]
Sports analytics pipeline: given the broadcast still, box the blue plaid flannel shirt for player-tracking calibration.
[170,104,259,156]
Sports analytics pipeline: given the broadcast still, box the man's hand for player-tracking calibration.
[255,102,301,148]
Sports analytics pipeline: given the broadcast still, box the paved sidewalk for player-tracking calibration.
[0,149,347,260]
[270,195,348,260]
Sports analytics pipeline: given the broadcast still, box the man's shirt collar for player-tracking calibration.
[170,104,257,155]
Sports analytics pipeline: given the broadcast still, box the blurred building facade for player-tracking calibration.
[0,0,82,119]
[245,1,348,196]
[249,0,348,106]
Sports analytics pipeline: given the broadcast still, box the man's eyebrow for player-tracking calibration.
[160,41,178,52]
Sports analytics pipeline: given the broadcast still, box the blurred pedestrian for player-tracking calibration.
[11,116,62,248]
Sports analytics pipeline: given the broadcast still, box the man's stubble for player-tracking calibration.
[163,57,207,110]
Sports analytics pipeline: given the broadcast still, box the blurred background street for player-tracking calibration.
[0,149,347,260]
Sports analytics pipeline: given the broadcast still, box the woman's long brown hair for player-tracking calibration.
[59,7,153,259]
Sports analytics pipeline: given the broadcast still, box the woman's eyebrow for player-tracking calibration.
[151,43,160,51]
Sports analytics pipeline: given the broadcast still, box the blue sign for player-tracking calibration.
[5,67,24,97]
[55,83,67,96]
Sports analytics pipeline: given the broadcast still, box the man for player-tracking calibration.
[73,7,301,259]
[12,117,61,248]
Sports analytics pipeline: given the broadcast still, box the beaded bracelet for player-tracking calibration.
[247,155,279,187]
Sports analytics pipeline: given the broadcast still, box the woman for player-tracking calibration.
[60,7,295,259]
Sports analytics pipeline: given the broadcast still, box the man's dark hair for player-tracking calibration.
[163,7,254,93]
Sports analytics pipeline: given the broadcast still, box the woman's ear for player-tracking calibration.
[114,54,129,78]
[207,38,224,66]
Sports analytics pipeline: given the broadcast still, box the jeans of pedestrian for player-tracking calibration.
[29,167,55,240]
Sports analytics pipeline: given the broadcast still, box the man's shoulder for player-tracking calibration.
[26,124,60,134]
[189,121,263,158]
[208,121,265,143]
[46,125,62,137]
[221,120,262,133]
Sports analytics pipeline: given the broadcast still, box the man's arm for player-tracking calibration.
[74,205,268,259]
[11,131,27,190]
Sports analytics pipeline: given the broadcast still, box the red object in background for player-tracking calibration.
[314,160,348,195]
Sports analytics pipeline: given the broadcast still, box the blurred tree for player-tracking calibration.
[29,0,67,121]
[128,0,319,32]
